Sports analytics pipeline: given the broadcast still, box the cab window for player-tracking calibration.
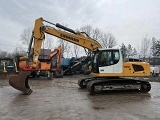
[99,50,119,66]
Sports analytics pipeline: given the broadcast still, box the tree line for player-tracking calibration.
[0,25,159,60]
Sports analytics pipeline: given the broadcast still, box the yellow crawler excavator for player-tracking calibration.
[9,17,151,95]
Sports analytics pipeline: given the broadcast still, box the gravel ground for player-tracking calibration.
[0,75,160,120]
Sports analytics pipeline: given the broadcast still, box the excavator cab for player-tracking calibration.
[91,48,150,77]
[92,49,122,75]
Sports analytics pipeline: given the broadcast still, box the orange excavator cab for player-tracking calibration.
[49,45,63,78]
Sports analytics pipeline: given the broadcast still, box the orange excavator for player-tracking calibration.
[14,45,63,79]
[9,17,151,95]
[15,54,52,80]
[49,45,63,78]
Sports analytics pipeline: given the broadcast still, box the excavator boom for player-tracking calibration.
[9,17,102,94]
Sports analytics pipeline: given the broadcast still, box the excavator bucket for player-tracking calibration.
[9,71,33,95]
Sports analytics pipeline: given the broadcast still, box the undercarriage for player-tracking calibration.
[78,77,151,95]
[9,70,151,95]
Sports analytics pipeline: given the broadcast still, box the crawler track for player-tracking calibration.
[78,77,95,89]
[78,77,151,95]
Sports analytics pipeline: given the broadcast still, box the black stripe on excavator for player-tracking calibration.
[43,18,76,34]
[132,64,144,72]
[56,23,76,34]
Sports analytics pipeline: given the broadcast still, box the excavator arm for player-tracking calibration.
[9,17,102,95]
[48,46,62,60]
[31,18,101,68]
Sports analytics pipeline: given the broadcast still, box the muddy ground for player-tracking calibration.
[0,75,160,120]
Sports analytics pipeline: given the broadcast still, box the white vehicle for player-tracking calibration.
[150,67,159,76]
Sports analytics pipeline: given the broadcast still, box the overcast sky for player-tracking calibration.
[0,0,160,52]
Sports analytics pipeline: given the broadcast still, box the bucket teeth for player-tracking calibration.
[9,71,32,95]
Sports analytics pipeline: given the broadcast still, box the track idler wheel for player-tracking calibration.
[78,78,87,89]
[9,71,33,95]
[140,82,151,93]
[87,81,95,95]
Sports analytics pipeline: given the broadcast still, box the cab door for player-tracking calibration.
[92,53,99,73]
[98,50,114,73]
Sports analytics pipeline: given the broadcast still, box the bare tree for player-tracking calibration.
[20,27,60,59]
[0,49,24,58]
[12,46,27,56]
[79,25,93,37]
[131,48,138,57]
[73,44,80,58]
[80,25,102,41]
[91,28,102,41]
[140,35,151,58]
[58,38,72,57]
[20,27,32,47]
[0,50,8,58]
[100,32,116,48]
[43,35,55,50]
[79,25,117,48]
